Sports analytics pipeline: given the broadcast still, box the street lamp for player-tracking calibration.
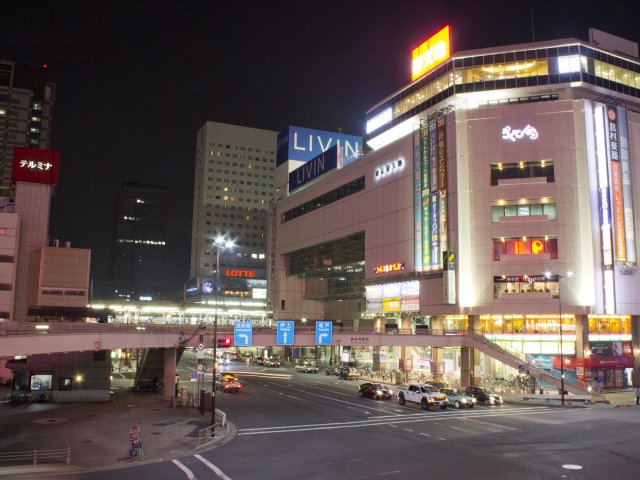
[211,235,234,433]
[545,270,573,405]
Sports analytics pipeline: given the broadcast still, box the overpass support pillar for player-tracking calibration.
[163,348,177,402]
[460,347,473,388]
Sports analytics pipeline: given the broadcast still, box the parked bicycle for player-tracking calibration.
[132,440,144,461]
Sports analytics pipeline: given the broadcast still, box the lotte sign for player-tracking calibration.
[225,269,255,278]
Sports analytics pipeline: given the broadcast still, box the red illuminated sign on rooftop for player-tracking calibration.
[12,147,60,185]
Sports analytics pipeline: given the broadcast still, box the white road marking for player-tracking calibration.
[348,458,364,462]
[194,454,233,480]
[420,433,431,437]
[172,459,196,480]
[562,464,583,470]
[404,428,413,432]
[380,470,400,475]
[438,437,447,441]
[237,406,565,436]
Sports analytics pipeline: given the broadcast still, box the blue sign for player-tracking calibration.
[277,126,362,167]
[276,321,295,346]
[315,321,333,346]
[234,321,253,346]
[289,145,338,192]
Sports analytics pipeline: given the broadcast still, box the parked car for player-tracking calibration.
[252,356,265,366]
[295,363,318,373]
[441,388,476,408]
[338,367,360,380]
[359,382,393,400]
[264,358,281,367]
[464,386,503,405]
[396,383,448,410]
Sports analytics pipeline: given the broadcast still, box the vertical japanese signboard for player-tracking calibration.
[616,107,636,266]
[413,130,422,270]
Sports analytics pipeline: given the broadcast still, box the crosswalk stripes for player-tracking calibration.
[172,455,233,480]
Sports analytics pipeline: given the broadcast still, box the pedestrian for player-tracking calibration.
[635,386,640,406]
[128,422,142,458]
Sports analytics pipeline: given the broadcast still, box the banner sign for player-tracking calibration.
[289,145,338,192]
[277,126,361,167]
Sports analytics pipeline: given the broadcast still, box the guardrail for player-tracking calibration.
[0,447,71,466]
[197,409,227,445]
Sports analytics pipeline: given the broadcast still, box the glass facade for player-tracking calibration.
[490,161,554,185]
[367,43,640,141]
[492,202,556,222]
[284,232,365,300]
[281,176,365,223]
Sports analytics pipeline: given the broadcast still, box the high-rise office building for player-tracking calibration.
[0,60,54,197]
[189,122,277,321]
[110,182,168,300]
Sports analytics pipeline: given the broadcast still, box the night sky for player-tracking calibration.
[1,0,638,298]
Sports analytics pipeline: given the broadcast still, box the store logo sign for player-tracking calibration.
[411,25,451,81]
[501,124,539,142]
[374,158,404,180]
[225,269,255,278]
[375,262,405,274]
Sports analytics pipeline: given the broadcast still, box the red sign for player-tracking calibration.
[225,269,255,278]
[375,262,405,274]
[12,147,60,185]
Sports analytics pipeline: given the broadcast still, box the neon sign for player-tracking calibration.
[501,125,539,142]
[531,240,544,254]
[225,269,255,278]
[411,25,451,81]
[375,262,405,274]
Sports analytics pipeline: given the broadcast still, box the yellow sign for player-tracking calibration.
[382,298,401,312]
[411,25,451,81]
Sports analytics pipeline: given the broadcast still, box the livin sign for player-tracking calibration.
[501,125,539,142]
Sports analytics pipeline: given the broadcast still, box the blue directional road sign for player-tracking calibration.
[315,321,333,346]
[276,321,295,345]
[234,321,253,346]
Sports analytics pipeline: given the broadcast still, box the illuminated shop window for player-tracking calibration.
[588,315,631,335]
[490,161,554,185]
[492,236,557,260]
[493,275,558,298]
[492,202,556,222]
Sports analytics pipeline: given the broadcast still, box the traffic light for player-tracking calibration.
[217,337,232,348]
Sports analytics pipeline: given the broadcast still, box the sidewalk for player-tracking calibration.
[499,389,639,407]
[0,384,232,477]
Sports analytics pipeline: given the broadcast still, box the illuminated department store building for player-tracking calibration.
[271,27,640,390]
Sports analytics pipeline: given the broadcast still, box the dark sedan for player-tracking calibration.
[358,382,393,400]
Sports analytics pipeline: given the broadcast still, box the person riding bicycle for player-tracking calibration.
[128,422,143,458]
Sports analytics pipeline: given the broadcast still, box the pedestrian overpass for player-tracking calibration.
[0,321,587,396]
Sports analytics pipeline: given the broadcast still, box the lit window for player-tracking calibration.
[558,55,581,73]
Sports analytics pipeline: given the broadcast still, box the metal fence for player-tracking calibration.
[0,447,71,466]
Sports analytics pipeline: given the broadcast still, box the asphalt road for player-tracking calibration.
[59,361,640,480]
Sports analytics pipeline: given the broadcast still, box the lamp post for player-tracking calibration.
[211,236,234,433]
[545,271,573,405]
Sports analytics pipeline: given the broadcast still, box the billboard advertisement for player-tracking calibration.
[12,147,60,185]
[288,145,338,192]
[616,107,636,266]
[276,126,362,167]
[411,25,451,81]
